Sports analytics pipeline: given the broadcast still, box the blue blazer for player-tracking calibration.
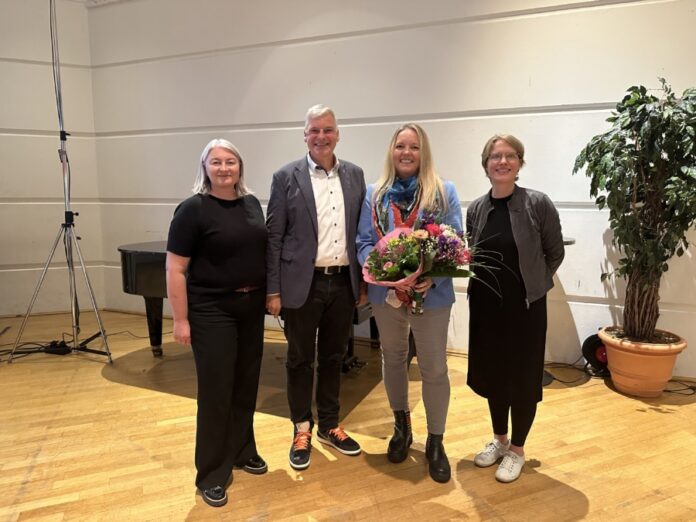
[266,156,366,309]
[356,180,463,309]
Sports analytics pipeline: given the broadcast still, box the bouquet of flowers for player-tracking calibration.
[363,212,473,314]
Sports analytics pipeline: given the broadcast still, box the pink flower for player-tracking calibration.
[383,261,394,270]
[425,223,441,236]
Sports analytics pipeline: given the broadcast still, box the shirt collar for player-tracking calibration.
[307,153,340,176]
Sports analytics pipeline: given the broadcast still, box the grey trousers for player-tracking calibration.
[372,303,452,435]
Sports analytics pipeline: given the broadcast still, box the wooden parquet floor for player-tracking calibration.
[1,311,695,521]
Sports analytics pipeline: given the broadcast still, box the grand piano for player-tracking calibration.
[118,241,375,370]
[118,241,171,356]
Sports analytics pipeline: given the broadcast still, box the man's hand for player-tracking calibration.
[356,283,369,307]
[266,294,282,317]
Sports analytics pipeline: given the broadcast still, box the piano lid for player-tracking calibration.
[118,241,167,297]
[118,241,167,255]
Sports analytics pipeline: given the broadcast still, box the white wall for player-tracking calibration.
[0,0,104,318]
[2,0,696,376]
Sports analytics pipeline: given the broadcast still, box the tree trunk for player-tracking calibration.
[623,268,660,340]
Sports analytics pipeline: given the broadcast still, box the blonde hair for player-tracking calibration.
[373,123,446,213]
[192,138,252,196]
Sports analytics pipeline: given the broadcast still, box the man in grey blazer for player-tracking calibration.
[266,104,367,470]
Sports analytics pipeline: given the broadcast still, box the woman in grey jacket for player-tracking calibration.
[466,134,564,483]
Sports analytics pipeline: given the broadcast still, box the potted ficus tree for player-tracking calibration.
[573,78,696,397]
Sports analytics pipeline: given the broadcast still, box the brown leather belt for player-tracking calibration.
[314,265,348,275]
[234,285,261,293]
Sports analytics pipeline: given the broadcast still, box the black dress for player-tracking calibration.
[467,194,547,404]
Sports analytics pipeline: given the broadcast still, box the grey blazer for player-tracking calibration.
[266,156,366,309]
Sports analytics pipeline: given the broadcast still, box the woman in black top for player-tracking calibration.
[466,134,564,484]
[166,139,268,507]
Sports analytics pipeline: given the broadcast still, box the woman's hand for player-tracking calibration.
[395,276,432,295]
[394,282,414,293]
[166,251,191,345]
[173,319,191,345]
[413,277,433,296]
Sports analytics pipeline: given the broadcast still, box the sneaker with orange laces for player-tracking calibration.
[316,426,361,456]
[289,427,312,470]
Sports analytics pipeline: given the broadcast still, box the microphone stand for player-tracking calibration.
[8,0,111,363]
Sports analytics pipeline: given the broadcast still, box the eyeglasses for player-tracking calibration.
[488,153,520,163]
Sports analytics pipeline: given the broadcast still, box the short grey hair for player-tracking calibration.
[192,138,252,196]
[304,104,337,130]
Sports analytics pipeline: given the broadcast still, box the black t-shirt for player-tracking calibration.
[470,194,525,307]
[166,193,267,301]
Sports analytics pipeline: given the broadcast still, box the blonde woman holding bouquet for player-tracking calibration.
[467,134,564,483]
[357,123,462,483]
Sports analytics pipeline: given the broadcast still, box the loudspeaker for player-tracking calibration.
[582,333,609,375]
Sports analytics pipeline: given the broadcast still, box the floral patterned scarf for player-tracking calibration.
[373,176,421,239]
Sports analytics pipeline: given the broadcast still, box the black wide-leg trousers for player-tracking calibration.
[188,289,265,490]
[283,272,354,432]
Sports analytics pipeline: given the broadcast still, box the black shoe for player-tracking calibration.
[387,410,412,463]
[199,485,228,507]
[237,454,268,475]
[316,426,361,456]
[289,427,312,470]
[425,433,451,483]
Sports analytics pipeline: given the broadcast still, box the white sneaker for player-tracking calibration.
[474,439,510,468]
[495,450,525,483]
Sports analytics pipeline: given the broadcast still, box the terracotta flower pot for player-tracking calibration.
[598,327,687,398]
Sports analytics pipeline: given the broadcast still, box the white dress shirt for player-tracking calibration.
[307,154,349,267]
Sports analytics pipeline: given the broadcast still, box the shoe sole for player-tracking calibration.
[430,473,451,484]
[236,464,268,475]
[199,490,228,507]
[316,434,362,456]
[288,458,310,470]
[495,473,521,483]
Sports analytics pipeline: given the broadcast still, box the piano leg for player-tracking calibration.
[144,297,164,357]
[369,317,380,348]
[342,324,359,373]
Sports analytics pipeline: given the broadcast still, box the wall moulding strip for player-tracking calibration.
[92,103,615,138]
[88,0,652,68]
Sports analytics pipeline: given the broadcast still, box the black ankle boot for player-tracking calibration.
[425,433,451,483]
[387,410,412,463]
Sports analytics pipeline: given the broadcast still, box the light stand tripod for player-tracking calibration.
[8,0,111,364]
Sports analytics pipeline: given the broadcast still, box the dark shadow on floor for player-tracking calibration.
[542,365,592,389]
[101,337,385,421]
[603,378,696,406]
[455,457,590,520]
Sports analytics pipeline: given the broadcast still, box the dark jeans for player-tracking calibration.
[283,272,354,432]
[188,289,265,489]
[488,399,538,447]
